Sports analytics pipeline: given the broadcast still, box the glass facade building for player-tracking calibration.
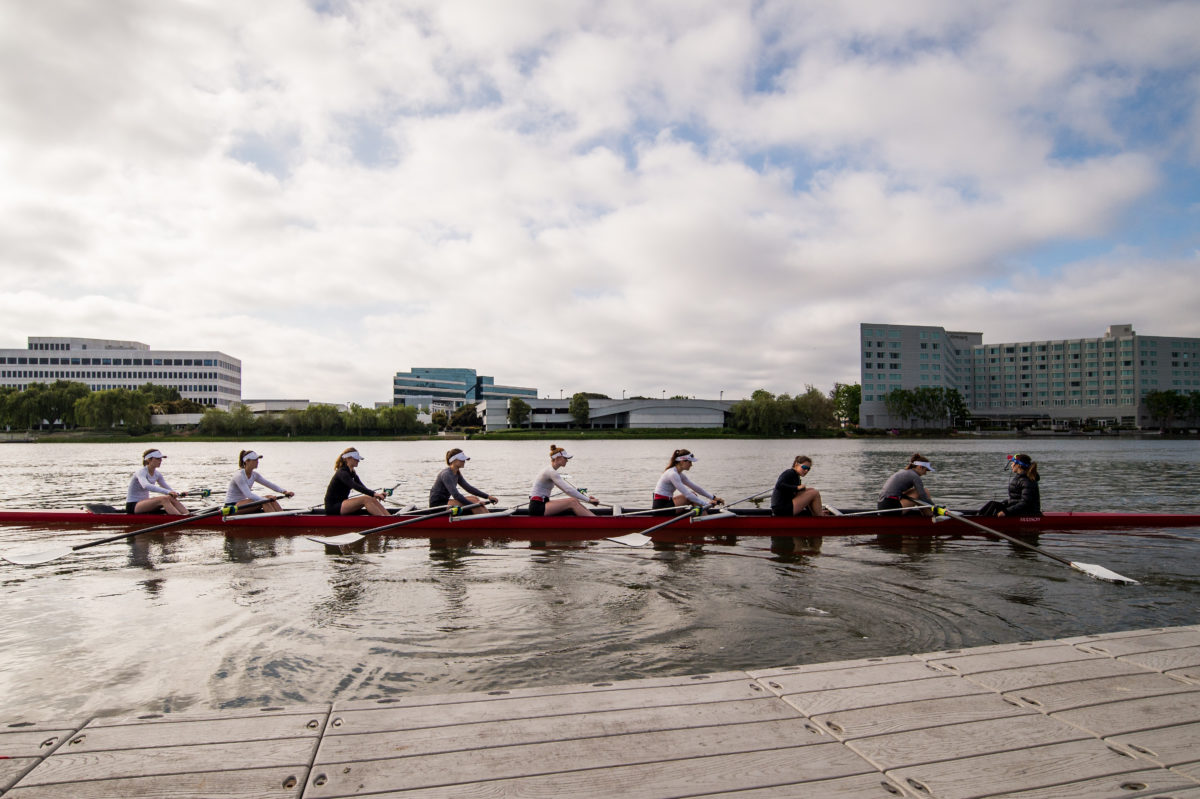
[392,367,537,412]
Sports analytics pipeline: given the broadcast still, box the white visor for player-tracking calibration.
[552,450,573,460]
[241,451,262,464]
[675,454,698,463]
[343,450,364,461]
[145,450,166,460]
[449,452,470,463]
[912,460,934,471]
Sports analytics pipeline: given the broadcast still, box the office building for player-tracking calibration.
[392,367,537,412]
[478,397,734,431]
[1,336,241,407]
[858,323,1199,429]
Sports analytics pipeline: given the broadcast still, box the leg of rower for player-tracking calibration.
[545,498,594,517]
[792,488,822,516]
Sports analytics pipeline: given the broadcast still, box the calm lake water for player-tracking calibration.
[1,437,1198,720]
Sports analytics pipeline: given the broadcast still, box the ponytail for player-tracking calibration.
[549,444,566,459]
[906,453,926,470]
[238,449,251,467]
[667,448,691,470]
[1013,453,1040,482]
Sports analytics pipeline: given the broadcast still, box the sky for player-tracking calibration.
[2,0,1199,405]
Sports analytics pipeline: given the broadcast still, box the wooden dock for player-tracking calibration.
[3,625,1199,798]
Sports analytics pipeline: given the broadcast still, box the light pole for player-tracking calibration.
[559,389,563,399]
[719,390,723,400]
[661,390,665,400]
[621,389,626,399]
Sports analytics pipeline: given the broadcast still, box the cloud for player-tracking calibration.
[1,0,1198,405]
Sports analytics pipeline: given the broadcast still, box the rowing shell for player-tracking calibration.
[1,507,1198,542]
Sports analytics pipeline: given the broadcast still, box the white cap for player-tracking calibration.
[675,454,698,463]
[240,451,262,464]
[912,460,935,472]
[144,450,166,460]
[343,450,364,461]
[552,450,573,460]
[449,452,470,463]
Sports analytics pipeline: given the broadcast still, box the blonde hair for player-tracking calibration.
[334,446,358,470]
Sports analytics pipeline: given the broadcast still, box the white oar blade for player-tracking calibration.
[691,510,736,524]
[449,508,516,522]
[305,532,367,548]
[2,546,75,566]
[1070,561,1139,584]
[606,532,651,547]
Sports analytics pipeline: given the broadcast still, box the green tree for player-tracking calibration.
[1144,390,1189,430]
[9,383,50,429]
[228,403,257,436]
[198,407,233,435]
[791,385,837,430]
[0,386,17,428]
[430,410,448,430]
[944,388,969,427]
[346,403,378,436]
[830,383,861,427]
[74,388,151,430]
[568,393,590,428]
[379,404,424,435]
[730,389,788,435]
[507,397,532,428]
[42,380,91,428]
[883,388,914,428]
[137,383,182,404]
[449,403,480,430]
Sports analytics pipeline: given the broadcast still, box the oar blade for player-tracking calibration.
[305,532,367,548]
[2,545,76,566]
[606,532,651,547]
[449,507,516,522]
[1070,561,1139,585]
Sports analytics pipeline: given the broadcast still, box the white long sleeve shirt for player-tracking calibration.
[126,467,174,503]
[654,468,714,505]
[529,466,588,501]
[225,469,286,504]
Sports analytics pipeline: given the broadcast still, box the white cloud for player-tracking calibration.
[1,0,1198,404]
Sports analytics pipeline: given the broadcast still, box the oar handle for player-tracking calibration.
[359,501,488,537]
[636,506,703,537]
[916,501,1074,566]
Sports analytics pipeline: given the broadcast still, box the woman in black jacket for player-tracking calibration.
[980,453,1041,517]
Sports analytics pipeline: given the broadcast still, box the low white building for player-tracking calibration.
[478,398,734,431]
[1,336,241,408]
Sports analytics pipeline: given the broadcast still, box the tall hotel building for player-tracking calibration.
[392,367,537,412]
[858,323,1200,429]
[1,337,241,407]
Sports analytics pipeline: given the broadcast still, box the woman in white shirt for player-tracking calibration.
[225,450,294,513]
[126,449,189,515]
[652,449,723,511]
[528,445,601,516]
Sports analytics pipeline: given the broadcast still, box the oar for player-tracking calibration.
[833,506,938,518]
[222,504,323,522]
[918,502,1138,585]
[2,498,275,566]
[305,501,487,551]
[606,506,704,547]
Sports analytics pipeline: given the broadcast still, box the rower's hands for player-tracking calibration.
[487,495,499,505]
[712,496,724,506]
[997,511,1006,517]
[374,491,386,500]
[589,496,600,506]
[284,491,295,498]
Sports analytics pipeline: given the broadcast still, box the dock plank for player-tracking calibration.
[327,680,769,735]
[925,644,1105,675]
[1002,673,1197,713]
[776,675,990,717]
[1120,646,1200,673]
[0,723,82,792]
[1075,630,1200,657]
[885,738,1151,799]
[673,773,913,798]
[2,766,308,799]
[750,654,920,678]
[1052,691,1200,737]
[305,742,874,799]
[1108,721,1200,767]
[61,711,327,752]
[811,693,1035,740]
[315,697,811,763]
[755,660,948,695]
[846,714,1091,770]
[960,657,1150,693]
[976,767,1200,799]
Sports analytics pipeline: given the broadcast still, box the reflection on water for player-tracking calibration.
[0,437,1198,719]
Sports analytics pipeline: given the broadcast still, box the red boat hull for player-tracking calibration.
[1,508,1198,542]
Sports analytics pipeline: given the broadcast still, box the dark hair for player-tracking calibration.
[238,449,251,467]
[906,453,926,470]
[667,448,692,470]
[142,448,160,466]
[1013,453,1040,481]
[446,448,464,465]
[793,455,812,466]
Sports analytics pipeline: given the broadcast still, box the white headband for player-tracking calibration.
[449,452,469,463]
[912,460,934,471]
[144,450,166,460]
[343,450,364,461]
[675,454,698,463]
[241,451,262,464]
[552,450,573,460]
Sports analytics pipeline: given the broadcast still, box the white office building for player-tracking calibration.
[478,398,734,431]
[1,337,241,408]
[858,323,1200,429]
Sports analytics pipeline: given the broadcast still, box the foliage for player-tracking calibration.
[1144,390,1194,429]
[507,397,531,428]
[73,388,151,430]
[882,387,969,428]
[579,392,610,400]
[729,387,838,435]
[449,403,480,430]
[136,383,182,404]
[830,383,861,427]
[430,410,449,430]
[569,392,590,427]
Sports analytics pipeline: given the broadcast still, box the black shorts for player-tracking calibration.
[528,499,546,517]
[126,501,167,514]
[324,502,341,516]
[651,497,675,511]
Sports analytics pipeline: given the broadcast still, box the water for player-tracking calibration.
[1,437,1198,719]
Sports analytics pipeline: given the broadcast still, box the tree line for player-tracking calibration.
[0,381,203,433]
[197,403,434,437]
[881,387,969,429]
[725,384,862,436]
[1143,390,1200,430]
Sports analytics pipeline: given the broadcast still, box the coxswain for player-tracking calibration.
[979,453,1042,517]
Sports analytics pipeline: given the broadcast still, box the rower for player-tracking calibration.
[126,449,188,515]
[225,450,294,514]
[770,455,831,516]
[430,449,496,515]
[877,453,938,517]
[529,445,600,516]
[323,448,388,516]
[978,453,1042,517]
[653,449,723,512]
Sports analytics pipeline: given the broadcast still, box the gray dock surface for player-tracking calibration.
[3,625,1199,798]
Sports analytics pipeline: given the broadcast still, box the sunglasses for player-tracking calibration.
[799,464,812,471]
